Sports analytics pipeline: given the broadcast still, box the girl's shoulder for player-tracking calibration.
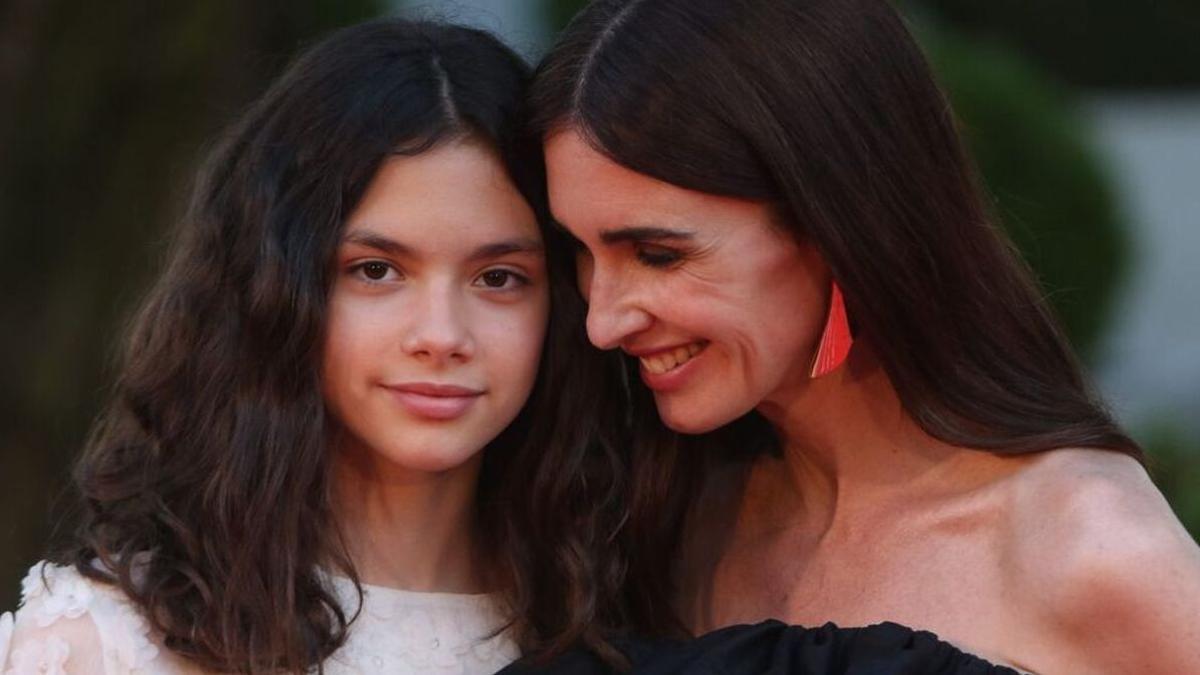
[1,560,174,675]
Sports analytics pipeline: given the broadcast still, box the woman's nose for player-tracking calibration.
[580,262,652,350]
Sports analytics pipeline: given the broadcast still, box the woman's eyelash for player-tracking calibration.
[635,245,683,268]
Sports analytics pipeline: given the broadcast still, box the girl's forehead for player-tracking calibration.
[343,143,540,249]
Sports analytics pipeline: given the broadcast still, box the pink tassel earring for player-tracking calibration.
[809,281,853,378]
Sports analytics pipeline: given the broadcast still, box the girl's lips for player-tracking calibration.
[383,382,484,420]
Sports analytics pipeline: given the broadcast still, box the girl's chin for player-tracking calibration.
[338,434,486,476]
[378,450,482,475]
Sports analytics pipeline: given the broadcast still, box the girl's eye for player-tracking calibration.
[474,269,528,290]
[362,261,390,280]
[635,245,682,268]
[350,261,400,283]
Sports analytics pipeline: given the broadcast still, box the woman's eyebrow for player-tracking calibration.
[599,226,695,244]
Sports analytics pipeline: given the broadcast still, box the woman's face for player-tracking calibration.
[545,129,828,433]
[323,141,548,473]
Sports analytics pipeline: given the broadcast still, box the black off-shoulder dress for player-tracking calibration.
[499,620,1023,674]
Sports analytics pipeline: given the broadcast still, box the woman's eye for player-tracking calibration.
[475,269,528,289]
[635,245,682,268]
[350,261,400,283]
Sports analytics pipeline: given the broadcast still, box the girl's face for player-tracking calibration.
[545,129,828,434]
[323,141,548,473]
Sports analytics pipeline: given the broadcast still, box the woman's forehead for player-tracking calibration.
[545,129,773,237]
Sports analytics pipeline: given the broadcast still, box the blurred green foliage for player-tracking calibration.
[921,0,1200,89]
[542,0,586,32]
[0,0,384,611]
[1144,423,1200,539]
[916,22,1128,358]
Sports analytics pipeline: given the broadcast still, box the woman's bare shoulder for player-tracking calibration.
[1006,447,1189,551]
[1004,448,1200,673]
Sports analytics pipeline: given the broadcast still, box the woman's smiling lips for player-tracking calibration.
[382,382,484,420]
[628,341,709,392]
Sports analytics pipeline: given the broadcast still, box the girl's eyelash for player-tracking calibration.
[475,268,530,290]
[343,261,530,289]
[348,260,401,283]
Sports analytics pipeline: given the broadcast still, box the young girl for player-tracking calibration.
[0,18,625,674]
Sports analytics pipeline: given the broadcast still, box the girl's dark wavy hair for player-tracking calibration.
[56,18,631,672]
[529,0,1143,636]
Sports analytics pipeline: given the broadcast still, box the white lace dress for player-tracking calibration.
[0,561,519,674]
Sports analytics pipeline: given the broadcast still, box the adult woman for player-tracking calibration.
[0,18,627,674]
[520,0,1200,672]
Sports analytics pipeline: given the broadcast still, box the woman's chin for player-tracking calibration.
[656,399,737,435]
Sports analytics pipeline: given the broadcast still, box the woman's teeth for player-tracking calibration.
[640,343,705,375]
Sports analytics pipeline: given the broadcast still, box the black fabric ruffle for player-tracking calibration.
[499,620,1021,674]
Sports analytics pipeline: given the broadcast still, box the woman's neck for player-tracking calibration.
[751,343,1000,537]
[330,438,487,594]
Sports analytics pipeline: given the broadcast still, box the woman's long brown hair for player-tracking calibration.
[56,18,631,672]
[529,0,1142,639]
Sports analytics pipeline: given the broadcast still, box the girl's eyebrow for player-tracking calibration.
[340,230,542,261]
[465,237,543,262]
[341,230,411,256]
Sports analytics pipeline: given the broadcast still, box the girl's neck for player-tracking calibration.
[330,438,488,594]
